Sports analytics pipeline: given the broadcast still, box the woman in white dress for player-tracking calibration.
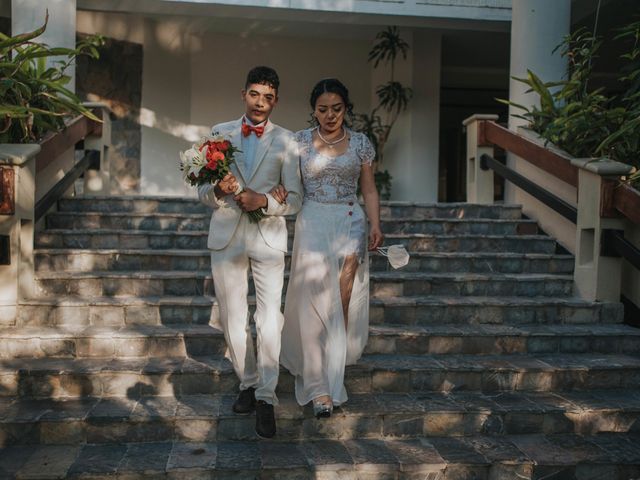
[274,79,383,418]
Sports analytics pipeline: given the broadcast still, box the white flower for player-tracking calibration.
[180,146,205,181]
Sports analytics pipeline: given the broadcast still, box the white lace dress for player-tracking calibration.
[280,128,374,407]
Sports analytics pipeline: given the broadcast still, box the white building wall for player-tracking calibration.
[140,19,194,196]
[78,11,445,199]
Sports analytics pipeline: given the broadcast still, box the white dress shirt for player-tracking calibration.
[241,116,267,176]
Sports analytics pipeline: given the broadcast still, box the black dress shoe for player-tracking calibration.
[232,387,256,414]
[255,400,276,438]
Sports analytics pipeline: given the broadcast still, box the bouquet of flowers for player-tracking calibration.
[179,134,264,222]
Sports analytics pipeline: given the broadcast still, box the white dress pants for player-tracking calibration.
[210,215,285,405]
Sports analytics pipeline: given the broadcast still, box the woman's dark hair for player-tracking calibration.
[245,66,280,93]
[309,78,355,126]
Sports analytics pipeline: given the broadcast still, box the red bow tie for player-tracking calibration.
[242,123,265,138]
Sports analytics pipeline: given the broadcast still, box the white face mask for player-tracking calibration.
[377,245,410,269]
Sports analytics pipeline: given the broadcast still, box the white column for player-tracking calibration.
[505,0,570,202]
[508,0,570,130]
[383,30,441,203]
[11,0,77,92]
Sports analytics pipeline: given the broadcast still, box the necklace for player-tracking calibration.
[316,126,346,148]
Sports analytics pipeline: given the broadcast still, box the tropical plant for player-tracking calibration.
[0,13,104,143]
[354,26,413,199]
[500,20,640,186]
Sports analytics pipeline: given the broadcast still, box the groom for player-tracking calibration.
[198,66,302,438]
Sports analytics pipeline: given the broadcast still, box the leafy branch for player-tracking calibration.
[0,12,104,143]
[499,21,640,187]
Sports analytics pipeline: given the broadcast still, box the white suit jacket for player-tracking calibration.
[198,118,303,252]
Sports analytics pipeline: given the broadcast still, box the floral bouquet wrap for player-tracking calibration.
[179,134,264,222]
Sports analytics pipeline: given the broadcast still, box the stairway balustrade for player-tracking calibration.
[0,104,111,325]
[464,114,640,310]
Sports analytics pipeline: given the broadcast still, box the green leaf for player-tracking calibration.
[0,12,48,52]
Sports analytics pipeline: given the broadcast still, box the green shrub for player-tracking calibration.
[500,20,640,186]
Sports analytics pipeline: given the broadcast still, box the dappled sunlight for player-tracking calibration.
[139,108,209,143]
[153,21,192,53]
[78,12,144,45]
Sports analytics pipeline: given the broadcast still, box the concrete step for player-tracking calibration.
[2,353,640,399]
[35,229,558,254]
[2,324,638,360]
[16,295,623,328]
[34,249,574,274]
[45,211,539,236]
[3,432,640,479]
[57,196,526,219]
[1,390,640,447]
[34,271,574,298]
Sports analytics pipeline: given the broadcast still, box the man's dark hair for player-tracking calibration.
[245,66,280,93]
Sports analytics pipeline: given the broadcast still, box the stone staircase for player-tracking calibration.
[1,196,640,479]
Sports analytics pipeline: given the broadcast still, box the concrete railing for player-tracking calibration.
[463,114,640,309]
[0,104,111,325]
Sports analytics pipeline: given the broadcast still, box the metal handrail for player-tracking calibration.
[34,149,100,222]
[480,153,577,224]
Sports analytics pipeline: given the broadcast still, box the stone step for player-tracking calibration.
[35,229,558,253]
[2,353,640,399]
[45,211,539,235]
[3,432,640,479]
[34,249,574,274]
[57,196,526,219]
[34,271,574,298]
[16,295,623,328]
[1,390,640,447]
[2,324,638,360]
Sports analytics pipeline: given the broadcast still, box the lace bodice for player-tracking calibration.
[295,128,375,204]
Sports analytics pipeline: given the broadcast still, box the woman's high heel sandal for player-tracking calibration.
[312,399,333,419]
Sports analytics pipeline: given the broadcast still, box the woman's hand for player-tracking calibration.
[269,184,289,205]
[368,226,384,251]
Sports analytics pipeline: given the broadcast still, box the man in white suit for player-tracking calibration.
[198,66,302,438]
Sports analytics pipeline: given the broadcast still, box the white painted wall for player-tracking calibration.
[78,11,444,200]
[140,18,194,196]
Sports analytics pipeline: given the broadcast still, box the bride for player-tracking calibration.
[273,78,383,418]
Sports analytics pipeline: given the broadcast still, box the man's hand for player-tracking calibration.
[234,188,268,212]
[269,184,288,205]
[214,173,240,199]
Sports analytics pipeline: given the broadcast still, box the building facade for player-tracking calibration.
[2,0,623,201]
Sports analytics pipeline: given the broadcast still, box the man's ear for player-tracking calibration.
[240,89,246,99]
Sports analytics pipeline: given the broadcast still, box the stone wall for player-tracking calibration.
[76,35,142,193]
